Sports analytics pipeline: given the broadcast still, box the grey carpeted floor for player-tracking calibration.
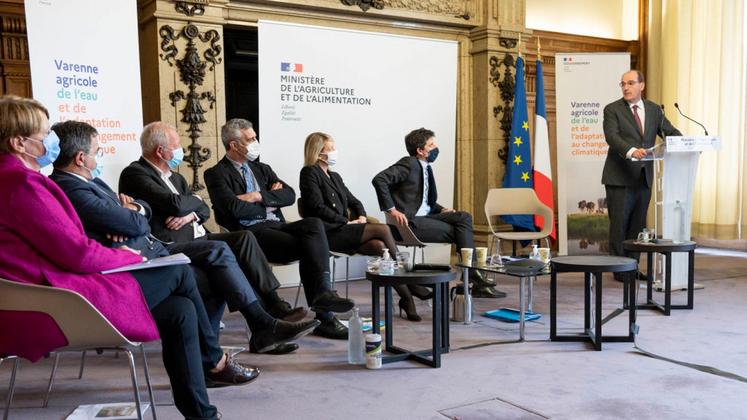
[2,249,746,419]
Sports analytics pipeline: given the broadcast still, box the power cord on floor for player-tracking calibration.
[629,271,747,384]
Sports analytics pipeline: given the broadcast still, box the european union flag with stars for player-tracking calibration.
[501,56,537,232]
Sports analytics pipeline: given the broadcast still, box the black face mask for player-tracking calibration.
[426,147,440,163]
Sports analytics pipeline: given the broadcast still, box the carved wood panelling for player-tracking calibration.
[382,0,466,15]
[0,13,30,97]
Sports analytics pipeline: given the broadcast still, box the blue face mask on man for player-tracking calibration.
[25,131,61,168]
[81,155,104,179]
[426,147,440,163]
[167,147,184,170]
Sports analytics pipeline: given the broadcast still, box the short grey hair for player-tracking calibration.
[141,121,176,154]
[221,118,253,149]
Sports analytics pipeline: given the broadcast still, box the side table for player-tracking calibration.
[622,240,696,315]
[550,256,637,351]
[367,268,456,368]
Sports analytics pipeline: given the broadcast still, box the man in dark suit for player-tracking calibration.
[372,128,502,298]
[50,121,320,355]
[602,70,681,278]
[203,119,354,340]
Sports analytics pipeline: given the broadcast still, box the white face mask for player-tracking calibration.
[241,141,260,162]
[323,150,338,166]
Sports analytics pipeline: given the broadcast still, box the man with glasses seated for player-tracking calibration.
[602,70,681,280]
[51,120,319,355]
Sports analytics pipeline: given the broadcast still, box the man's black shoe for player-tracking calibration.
[310,290,355,313]
[267,300,308,322]
[469,270,496,287]
[312,316,348,340]
[205,356,260,388]
[635,271,649,281]
[471,286,507,299]
[249,341,299,355]
[249,319,320,354]
[613,272,626,282]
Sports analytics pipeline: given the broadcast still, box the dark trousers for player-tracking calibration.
[207,230,281,299]
[166,239,258,312]
[606,171,651,261]
[244,218,331,307]
[410,210,475,252]
[132,265,223,420]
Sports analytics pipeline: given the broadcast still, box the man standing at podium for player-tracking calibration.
[602,70,681,279]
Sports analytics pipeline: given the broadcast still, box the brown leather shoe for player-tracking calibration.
[205,356,260,388]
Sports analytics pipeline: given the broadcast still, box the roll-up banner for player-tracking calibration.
[25,0,143,189]
[555,53,630,255]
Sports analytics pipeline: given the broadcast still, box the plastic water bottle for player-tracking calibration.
[673,200,685,244]
[347,308,365,365]
[530,244,540,261]
[380,248,395,275]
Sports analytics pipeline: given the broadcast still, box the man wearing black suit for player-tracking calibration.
[51,120,319,355]
[203,119,354,340]
[602,70,681,277]
[372,128,502,298]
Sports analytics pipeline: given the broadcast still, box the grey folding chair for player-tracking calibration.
[0,278,157,420]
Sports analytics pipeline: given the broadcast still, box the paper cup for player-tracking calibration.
[460,248,474,266]
[538,247,551,263]
[475,247,488,265]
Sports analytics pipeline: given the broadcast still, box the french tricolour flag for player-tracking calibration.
[533,59,556,241]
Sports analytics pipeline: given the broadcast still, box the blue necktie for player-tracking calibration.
[241,164,256,193]
[426,164,437,207]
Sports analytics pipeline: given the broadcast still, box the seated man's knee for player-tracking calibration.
[152,296,198,337]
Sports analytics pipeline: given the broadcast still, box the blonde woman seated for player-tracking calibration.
[300,132,430,321]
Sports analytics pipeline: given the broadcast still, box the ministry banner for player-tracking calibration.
[258,20,458,222]
[555,53,629,255]
[26,0,143,189]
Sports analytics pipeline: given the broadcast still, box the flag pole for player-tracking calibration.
[518,33,522,59]
[537,37,541,60]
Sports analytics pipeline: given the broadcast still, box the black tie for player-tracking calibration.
[426,164,437,207]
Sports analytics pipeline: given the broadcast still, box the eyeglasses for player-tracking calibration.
[619,80,639,88]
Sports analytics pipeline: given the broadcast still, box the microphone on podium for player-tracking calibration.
[674,102,709,135]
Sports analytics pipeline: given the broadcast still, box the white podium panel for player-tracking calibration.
[656,136,720,289]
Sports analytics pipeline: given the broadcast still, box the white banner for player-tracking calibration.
[258,20,457,222]
[25,0,143,189]
[555,53,630,255]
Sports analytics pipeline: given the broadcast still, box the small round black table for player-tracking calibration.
[550,256,637,351]
[366,268,456,368]
[622,240,696,315]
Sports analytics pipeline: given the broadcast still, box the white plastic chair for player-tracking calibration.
[484,188,553,256]
[0,278,157,420]
[484,188,554,311]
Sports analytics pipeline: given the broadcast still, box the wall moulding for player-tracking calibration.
[225,0,476,29]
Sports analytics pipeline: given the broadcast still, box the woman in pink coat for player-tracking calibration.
[0,96,250,420]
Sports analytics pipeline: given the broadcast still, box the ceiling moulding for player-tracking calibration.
[226,0,477,28]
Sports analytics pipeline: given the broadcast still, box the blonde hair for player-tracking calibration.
[303,132,331,166]
[0,95,50,154]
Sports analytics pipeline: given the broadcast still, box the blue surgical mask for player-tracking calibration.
[167,147,184,170]
[25,131,61,168]
[426,147,439,163]
[82,156,103,179]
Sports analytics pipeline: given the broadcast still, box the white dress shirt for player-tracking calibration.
[625,99,646,160]
[144,158,206,238]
